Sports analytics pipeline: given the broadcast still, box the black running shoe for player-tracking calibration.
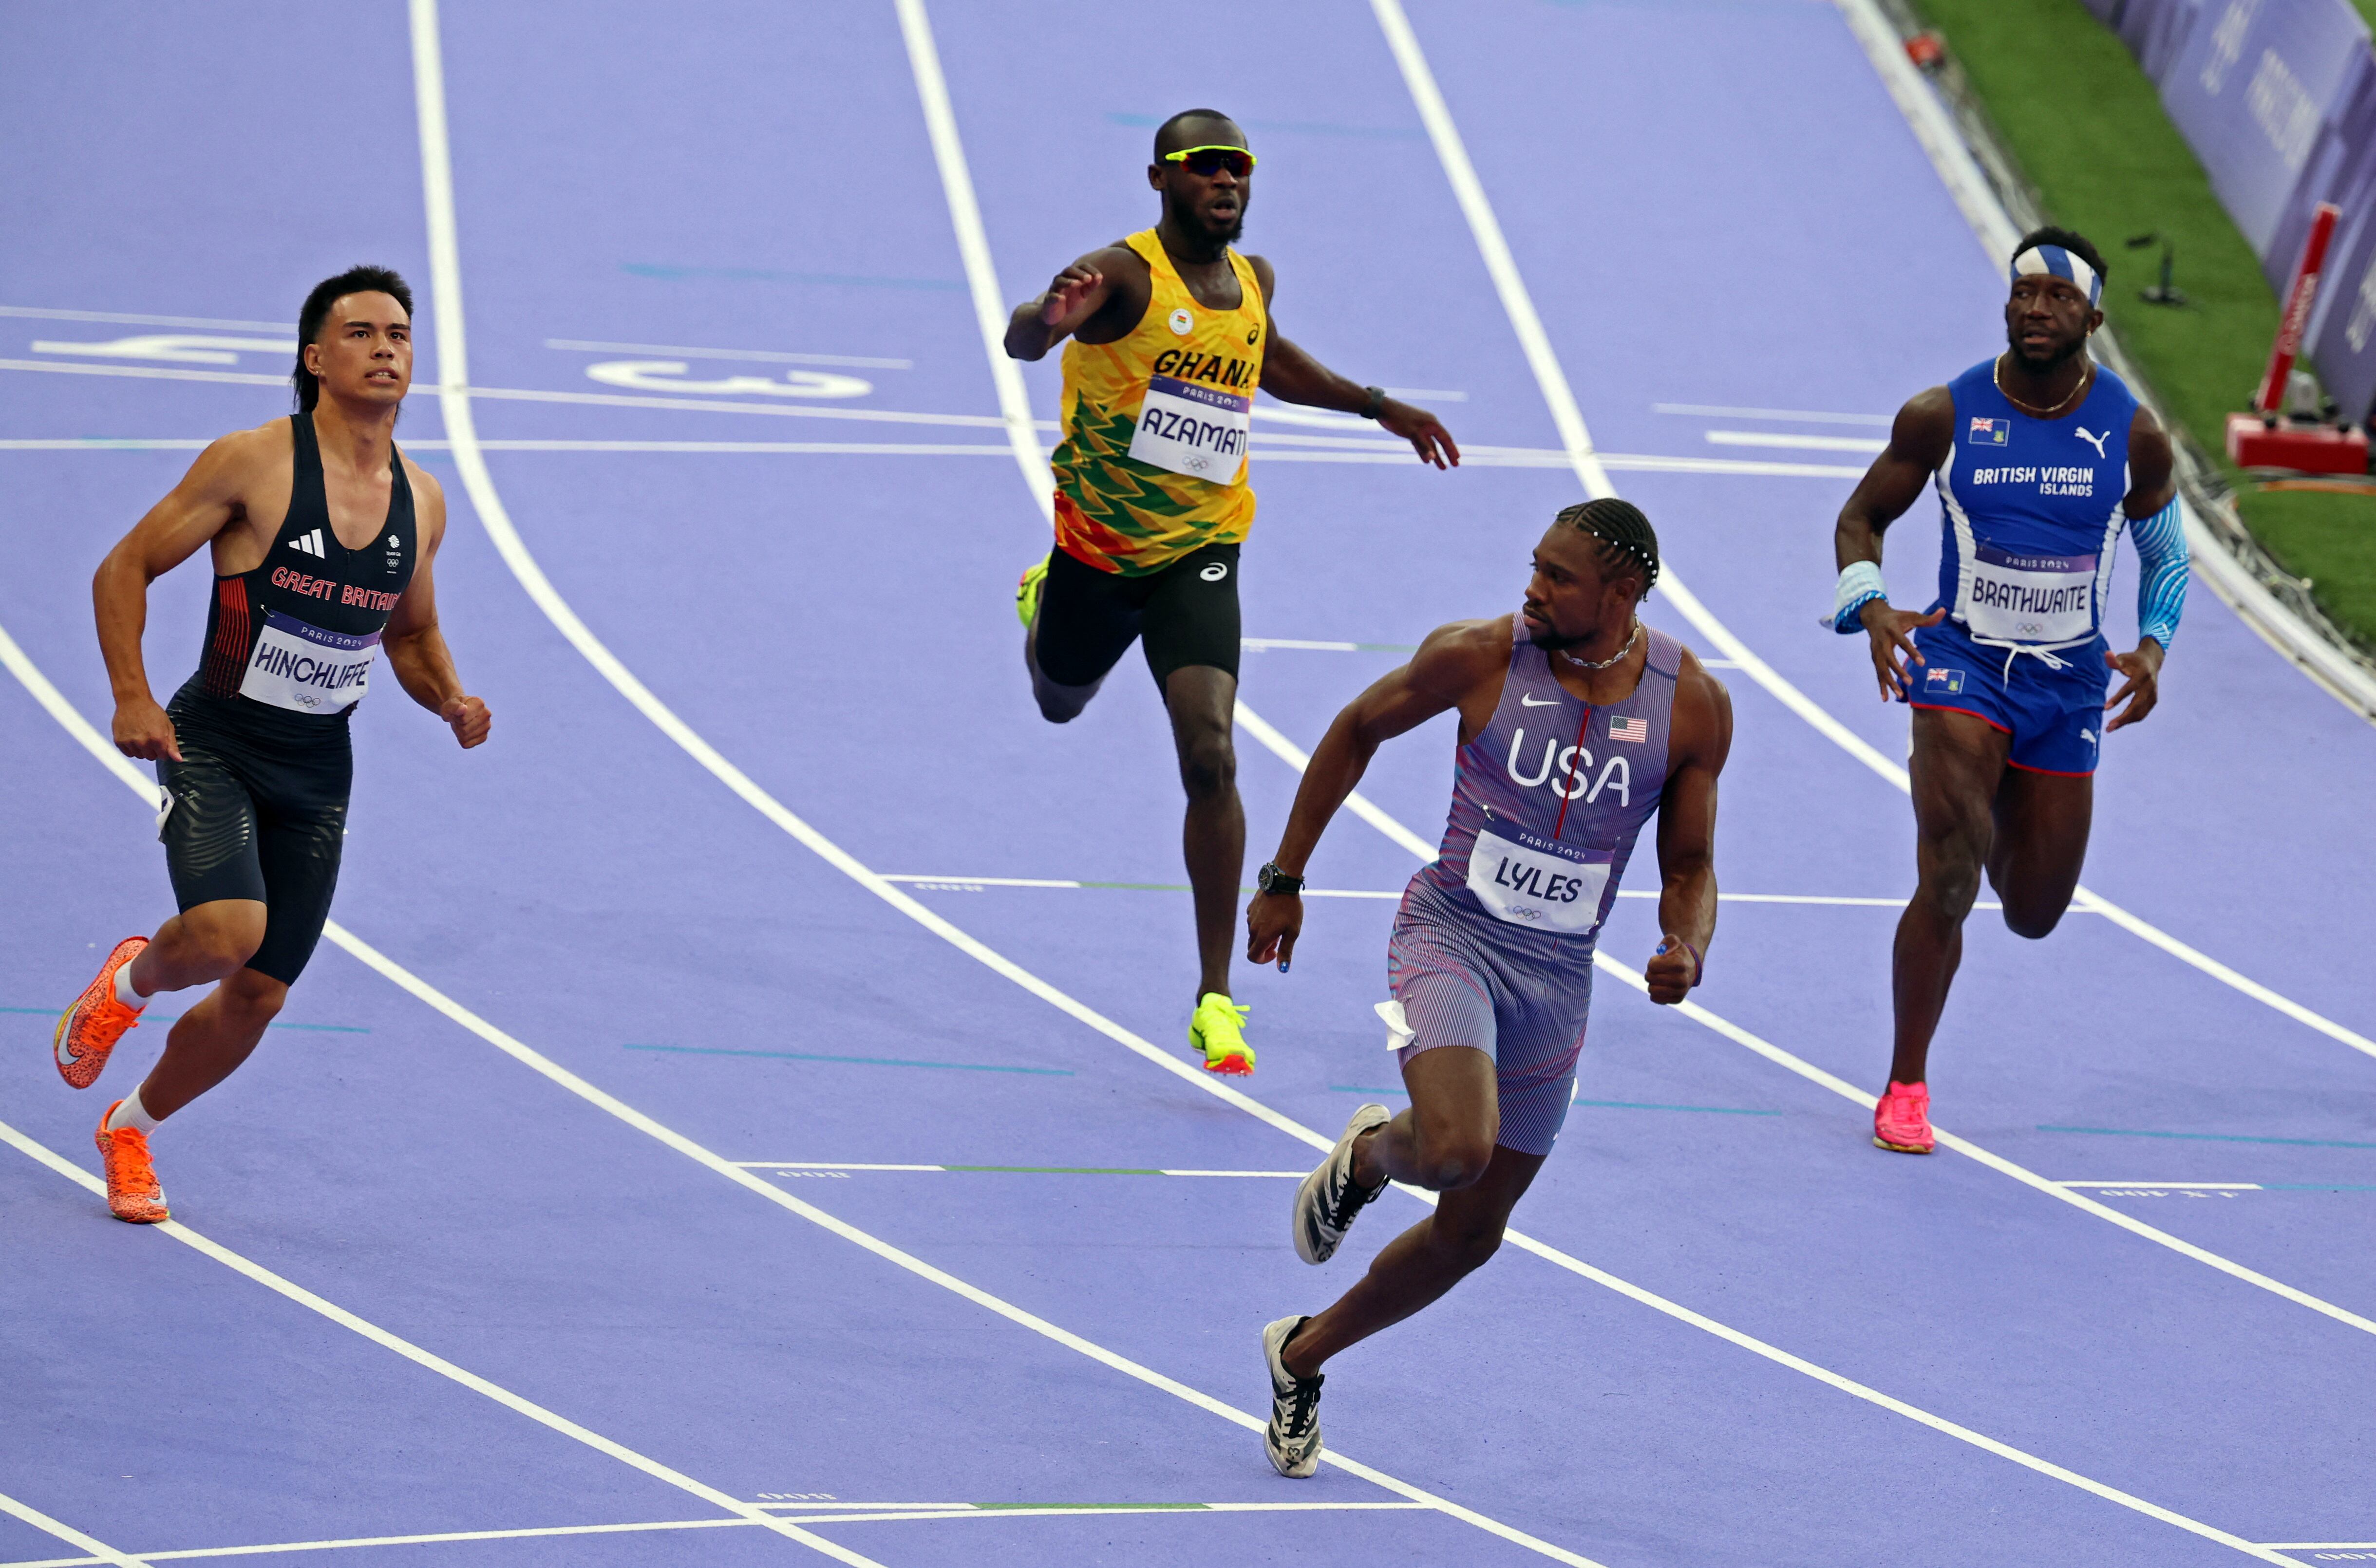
[1262,1315,1324,1478]
[1293,1103,1390,1264]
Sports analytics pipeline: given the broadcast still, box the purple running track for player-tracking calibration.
[2,3,2371,1566]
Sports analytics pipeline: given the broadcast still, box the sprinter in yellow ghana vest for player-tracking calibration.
[1003,108,1461,1080]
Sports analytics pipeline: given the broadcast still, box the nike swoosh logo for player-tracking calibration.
[1520,694,1559,707]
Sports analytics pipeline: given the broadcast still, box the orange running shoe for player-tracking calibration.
[54,937,149,1090]
[95,1105,168,1223]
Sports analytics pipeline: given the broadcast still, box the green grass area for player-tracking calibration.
[2356,0,2376,37]
[1910,0,2376,649]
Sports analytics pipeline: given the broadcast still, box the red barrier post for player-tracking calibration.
[2252,203,2341,414]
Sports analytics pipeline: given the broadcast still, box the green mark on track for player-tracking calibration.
[625,1043,1072,1076]
[2039,1125,2376,1150]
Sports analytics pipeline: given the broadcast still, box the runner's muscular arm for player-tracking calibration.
[91,425,282,762]
[1245,617,1508,969]
[1645,656,1733,1005]
[1243,256,1459,470]
[1835,387,1954,700]
[379,464,490,748]
[2106,405,2180,730]
[1003,243,1149,359]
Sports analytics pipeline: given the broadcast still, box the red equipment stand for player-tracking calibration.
[2227,203,2370,477]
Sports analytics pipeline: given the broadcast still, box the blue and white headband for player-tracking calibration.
[2012,244,2102,307]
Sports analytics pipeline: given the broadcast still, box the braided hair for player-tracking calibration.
[1554,498,1660,598]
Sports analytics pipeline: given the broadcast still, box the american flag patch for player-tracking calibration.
[1609,715,1648,744]
[1969,416,2009,447]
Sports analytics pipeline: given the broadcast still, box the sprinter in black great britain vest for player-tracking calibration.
[1239,500,1733,1477]
[55,266,491,1224]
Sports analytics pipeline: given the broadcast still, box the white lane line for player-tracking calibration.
[877,4,2303,1560]
[0,355,1037,429]
[735,1163,1310,1177]
[456,440,1004,454]
[1242,638,1369,651]
[0,1115,884,1568]
[5,609,2293,1568]
[0,358,285,388]
[1704,430,1886,454]
[1367,0,2374,1072]
[0,1518,753,1568]
[876,875,2007,910]
[543,338,912,369]
[0,304,292,332]
[0,433,1861,477]
[0,1494,149,1568]
[1654,402,1893,426]
[0,440,213,450]
[0,1501,1437,1568]
[2059,1183,2263,1192]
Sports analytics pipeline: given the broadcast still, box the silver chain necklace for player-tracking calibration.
[1558,618,1642,672]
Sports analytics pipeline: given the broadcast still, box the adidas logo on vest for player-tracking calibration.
[288,528,327,559]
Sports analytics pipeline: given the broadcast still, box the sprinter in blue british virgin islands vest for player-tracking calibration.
[1823,227,2188,1156]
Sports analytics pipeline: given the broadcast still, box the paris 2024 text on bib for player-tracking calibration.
[1127,373,1251,483]
[239,608,378,714]
[1964,543,2097,643]
[1465,826,1612,935]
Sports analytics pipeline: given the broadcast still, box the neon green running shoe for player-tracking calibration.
[1189,991,1255,1076]
[1015,557,1049,629]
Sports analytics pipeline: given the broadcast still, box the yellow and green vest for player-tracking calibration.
[1052,229,1266,576]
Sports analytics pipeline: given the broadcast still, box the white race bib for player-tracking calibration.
[1127,373,1251,483]
[1465,827,1611,934]
[1964,543,2096,643]
[239,609,378,714]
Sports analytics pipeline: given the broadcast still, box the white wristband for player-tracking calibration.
[1828,560,1886,632]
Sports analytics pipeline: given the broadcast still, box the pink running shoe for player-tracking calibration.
[1872,1080,1934,1154]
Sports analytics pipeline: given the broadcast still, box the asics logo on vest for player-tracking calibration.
[1506,727,1630,807]
[288,528,327,559]
[2073,426,2110,459]
[1150,348,1257,390]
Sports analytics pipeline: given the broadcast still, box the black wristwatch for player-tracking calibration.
[1358,385,1386,420]
[1257,861,1305,896]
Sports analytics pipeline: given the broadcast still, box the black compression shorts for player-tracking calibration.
[1033,541,1242,691]
[155,690,352,987]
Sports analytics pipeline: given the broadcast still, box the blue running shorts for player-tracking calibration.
[1903,616,2111,777]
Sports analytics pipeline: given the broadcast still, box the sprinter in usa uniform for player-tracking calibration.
[1827,226,2188,1155]
[1244,499,1731,1475]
